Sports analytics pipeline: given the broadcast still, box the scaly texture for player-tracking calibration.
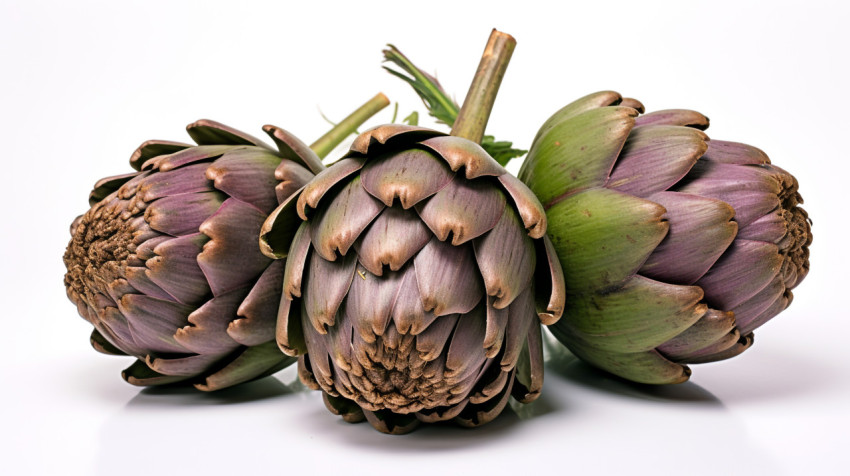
[261,124,565,433]
[64,120,324,390]
[519,91,811,384]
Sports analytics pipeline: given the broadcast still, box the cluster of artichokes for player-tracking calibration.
[63,30,810,434]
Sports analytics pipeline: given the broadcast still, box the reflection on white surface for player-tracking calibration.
[85,335,796,476]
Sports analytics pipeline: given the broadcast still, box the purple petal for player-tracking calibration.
[300,309,334,389]
[186,119,274,150]
[146,353,223,377]
[297,157,366,219]
[419,136,505,179]
[414,238,484,316]
[146,233,210,305]
[454,369,515,428]
[129,140,191,171]
[259,186,304,260]
[348,124,445,155]
[174,288,246,354]
[282,222,312,299]
[276,296,306,356]
[90,329,126,356]
[145,146,231,173]
[497,173,547,239]
[325,307,356,371]
[97,306,141,355]
[534,235,566,325]
[634,109,709,130]
[640,192,737,284]
[619,97,645,113]
[676,332,754,364]
[344,265,404,343]
[360,148,454,208]
[656,309,736,360]
[137,163,216,201]
[415,314,459,362]
[263,124,325,175]
[731,277,788,334]
[473,204,535,309]
[499,286,536,371]
[228,260,284,346]
[145,191,224,236]
[390,265,438,335]
[483,297,510,358]
[354,207,431,276]
[416,176,506,245]
[469,366,510,404]
[701,140,770,165]
[134,236,170,261]
[310,176,384,261]
[512,321,544,403]
[676,161,782,228]
[122,360,188,387]
[607,125,708,197]
[89,172,140,206]
[198,198,271,296]
[445,305,487,382]
[738,291,791,334]
[737,207,790,244]
[118,294,193,354]
[304,251,357,333]
[205,147,281,214]
[274,161,315,205]
[123,266,174,302]
[696,239,783,310]
[196,341,295,391]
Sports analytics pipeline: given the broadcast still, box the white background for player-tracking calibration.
[2,1,848,474]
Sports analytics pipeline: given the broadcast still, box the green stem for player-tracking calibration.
[309,93,391,158]
[450,29,516,143]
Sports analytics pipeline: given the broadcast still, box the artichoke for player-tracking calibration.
[519,91,812,384]
[62,98,388,390]
[260,124,566,433]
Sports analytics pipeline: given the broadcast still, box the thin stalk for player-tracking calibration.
[450,30,516,143]
[310,93,391,158]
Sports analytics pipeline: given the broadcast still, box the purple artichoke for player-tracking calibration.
[63,120,325,390]
[260,124,566,433]
[519,91,812,384]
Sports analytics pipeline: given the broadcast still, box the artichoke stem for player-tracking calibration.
[450,29,516,144]
[310,93,391,158]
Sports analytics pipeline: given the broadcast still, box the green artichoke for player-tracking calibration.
[519,91,812,384]
[64,119,333,390]
[260,124,565,433]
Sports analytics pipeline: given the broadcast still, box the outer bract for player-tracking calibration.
[520,91,811,384]
[64,120,323,390]
[261,124,565,433]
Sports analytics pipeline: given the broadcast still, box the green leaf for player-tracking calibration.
[402,111,419,126]
[383,44,526,166]
[480,135,527,166]
[383,45,459,126]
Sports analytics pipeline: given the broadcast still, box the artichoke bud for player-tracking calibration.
[261,124,566,433]
[520,91,812,384]
[63,120,324,391]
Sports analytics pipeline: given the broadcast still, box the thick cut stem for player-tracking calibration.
[310,93,391,158]
[450,29,516,144]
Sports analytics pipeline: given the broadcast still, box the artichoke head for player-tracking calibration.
[520,91,812,384]
[63,120,324,390]
[260,124,566,433]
